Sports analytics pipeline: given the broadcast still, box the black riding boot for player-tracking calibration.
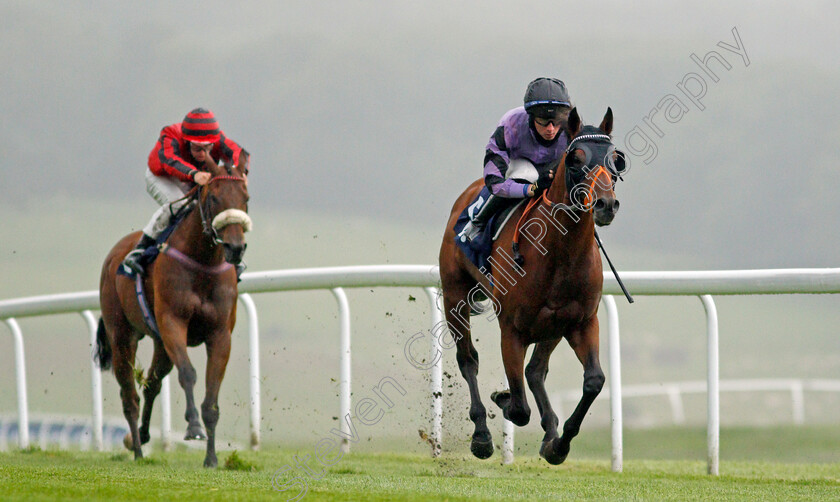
[122,233,156,275]
[458,194,508,242]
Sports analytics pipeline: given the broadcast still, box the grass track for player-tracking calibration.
[1,446,838,502]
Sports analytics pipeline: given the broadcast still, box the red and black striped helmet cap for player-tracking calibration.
[182,108,221,144]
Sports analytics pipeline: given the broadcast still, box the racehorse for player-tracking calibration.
[95,153,251,467]
[439,108,625,464]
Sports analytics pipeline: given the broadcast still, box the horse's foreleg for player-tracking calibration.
[545,318,604,465]
[112,333,143,459]
[201,332,231,468]
[524,339,563,457]
[139,340,173,445]
[493,329,531,427]
[443,292,494,459]
[159,316,205,441]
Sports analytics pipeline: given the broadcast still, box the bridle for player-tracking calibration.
[195,175,249,246]
[510,132,621,265]
[560,132,619,208]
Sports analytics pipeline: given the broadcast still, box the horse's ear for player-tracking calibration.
[599,107,613,136]
[566,107,581,139]
[203,153,222,176]
[237,151,250,175]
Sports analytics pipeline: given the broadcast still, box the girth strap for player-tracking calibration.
[134,275,161,341]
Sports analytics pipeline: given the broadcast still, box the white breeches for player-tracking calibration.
[141,169,194,238]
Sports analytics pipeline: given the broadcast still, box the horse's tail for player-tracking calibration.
[94,317,112,370]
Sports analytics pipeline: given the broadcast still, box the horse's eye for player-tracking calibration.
[566,149,586,168]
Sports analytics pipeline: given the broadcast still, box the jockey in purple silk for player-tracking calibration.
[458,78,572,242]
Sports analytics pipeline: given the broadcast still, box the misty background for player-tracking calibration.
[3,0,839,268]
[1,1,839,454]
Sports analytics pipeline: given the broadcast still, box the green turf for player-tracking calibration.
[1,443,838,501]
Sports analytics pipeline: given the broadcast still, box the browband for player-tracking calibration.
[565,133,612,153]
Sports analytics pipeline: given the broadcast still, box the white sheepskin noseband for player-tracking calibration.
[212,209,253,232]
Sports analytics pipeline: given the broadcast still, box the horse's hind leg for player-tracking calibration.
[111,329,143,459]
[200,332,232,468]
[442,288,494,459]
[524,339,568,463]
[138,340,173,445]
[543,318,605,465]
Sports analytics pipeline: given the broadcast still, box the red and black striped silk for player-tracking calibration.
[148,122,246,182]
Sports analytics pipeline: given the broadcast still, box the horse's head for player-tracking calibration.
[556,107,627,226]
[198,152,252,265]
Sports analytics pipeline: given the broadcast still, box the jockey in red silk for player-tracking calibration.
[122,108,249,275]
[458,78,572,242]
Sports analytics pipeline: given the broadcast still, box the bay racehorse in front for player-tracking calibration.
[439,108,626,464]
[96,153,251,467]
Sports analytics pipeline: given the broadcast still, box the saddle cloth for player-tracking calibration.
[452,186,526,272]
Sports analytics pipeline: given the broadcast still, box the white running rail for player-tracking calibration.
[3,266,840,475]
[552,378,840,426]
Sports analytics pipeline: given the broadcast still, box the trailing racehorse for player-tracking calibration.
[439,108,626,464]
[95,153,251,467]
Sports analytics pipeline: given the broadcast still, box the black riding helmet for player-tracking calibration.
[524,77,571,118]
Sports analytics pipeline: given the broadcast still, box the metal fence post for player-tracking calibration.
[81,310,104,451]
[602,295,623,473]
[502,395,515,465]
[791,381,805,425]
[332,288,352,453]
[5,318,29,449]
[239,293,261,450]
[700,294,719,475]
[161,375,171,451]
[423,287,443,457]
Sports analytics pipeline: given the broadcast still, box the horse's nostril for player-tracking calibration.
[222,242,245,261]
[595,199,606,210]
[613,200,620,212]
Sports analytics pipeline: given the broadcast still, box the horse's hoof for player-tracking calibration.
[507,408,530,427]
[540,437,570,465]
[492,390,530,426]
[184,425,207,441]
[538,439,549,457]
[139,428,150,445]
[123,432,134,451]
[470,433,495,459]
[204,455,218,468]
[490,390,511,409]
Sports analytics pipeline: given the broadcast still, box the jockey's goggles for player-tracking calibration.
[533,116,564,128]
[189,142,214,153]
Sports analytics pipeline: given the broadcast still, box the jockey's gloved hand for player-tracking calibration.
[192,171,212,186]
[537,168,555,191]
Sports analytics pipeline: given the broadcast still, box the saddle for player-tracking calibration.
[452,187,526,273]
[117,203,195,280]
[453,158,540,272]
